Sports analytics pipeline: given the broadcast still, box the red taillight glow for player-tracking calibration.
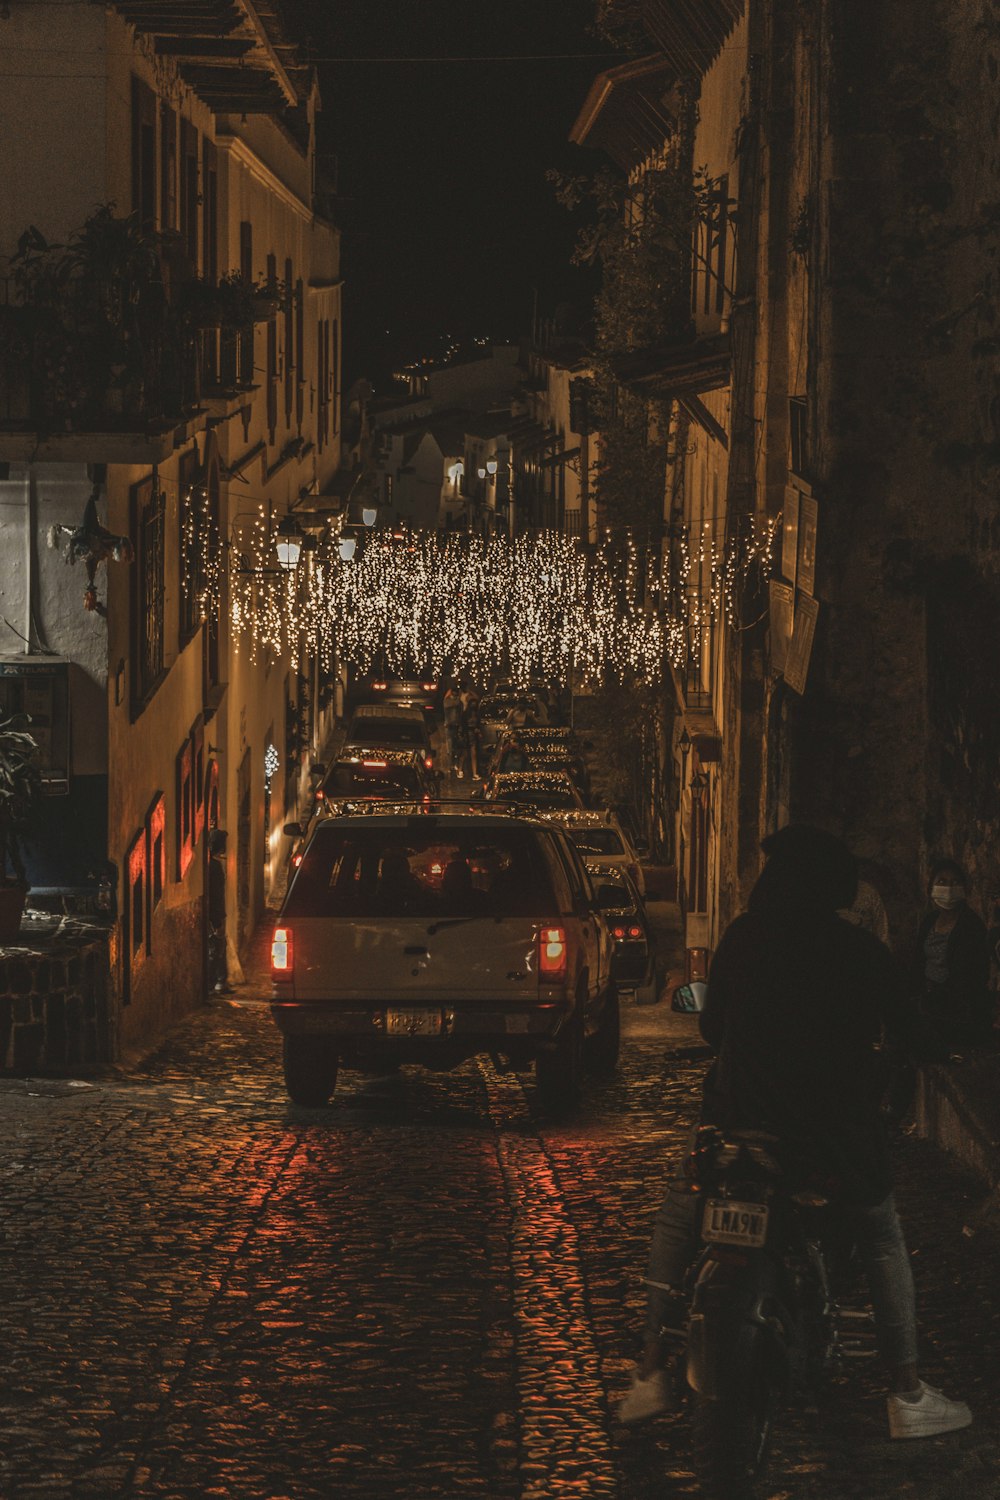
[539,926,568,983]
[422,682,436,692]
[373,681,387,690]
[315,788,325,801]
[271,926,293,976]
[362,759,388,768]
[292,854,303,868]
[629,925,642,939]
[612,925,626,940]
[424,756,434,768]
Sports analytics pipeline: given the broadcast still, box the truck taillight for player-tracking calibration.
[271,926,293,977]
[538,926,567,984]
[424,756,434,769]
[629,924,642,938]
[612,925,626,940]
[315,787,325,801]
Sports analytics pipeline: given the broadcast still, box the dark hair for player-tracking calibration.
[928,859,967,891]
[753,824,859,911]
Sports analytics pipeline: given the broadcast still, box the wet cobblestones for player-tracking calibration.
[0,986,999,1498]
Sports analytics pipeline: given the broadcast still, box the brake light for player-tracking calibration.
[292,854,303,868]
[373,681,387,691]
[538,926,567,983]
[421,682,436,692]
[271,926,293,976]
[315,788,325,801]
[612,925,626,940]
[629,925,642,939]
[424,756,434,769]
[362,759,388,768]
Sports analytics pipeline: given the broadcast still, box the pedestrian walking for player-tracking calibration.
[914,858,992,1050]
[618,825,969,1441]
[460,687,482,779]
[207,828,233,995]
[443,681,463,774]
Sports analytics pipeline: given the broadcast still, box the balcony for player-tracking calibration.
[0,209,263,464]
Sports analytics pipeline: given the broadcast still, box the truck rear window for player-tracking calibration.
[345,718,425,746]
[285,827,557,919]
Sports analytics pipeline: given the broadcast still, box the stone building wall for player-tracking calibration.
[0,930,115,1074]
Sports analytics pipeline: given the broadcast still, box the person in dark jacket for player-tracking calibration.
[915,859,992,1050]
[619,825,971,1440]
[207,828,232,995]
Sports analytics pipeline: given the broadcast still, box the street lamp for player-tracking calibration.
[362,506,377,527]
[486,458,498,477]
[275,514,304,571]
[338,535,357,561]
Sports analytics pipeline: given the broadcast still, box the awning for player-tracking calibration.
[612,332,730,399]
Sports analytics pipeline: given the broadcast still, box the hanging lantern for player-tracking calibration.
[275,514,303,571]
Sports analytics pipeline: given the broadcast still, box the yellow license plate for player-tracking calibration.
[386,1007,442,1037]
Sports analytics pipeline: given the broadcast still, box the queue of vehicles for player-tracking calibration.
[272,673,660,1110]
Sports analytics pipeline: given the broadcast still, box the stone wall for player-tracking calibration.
[0,932,114,1074]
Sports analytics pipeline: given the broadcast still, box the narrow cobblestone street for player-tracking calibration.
[1,924,999,1500]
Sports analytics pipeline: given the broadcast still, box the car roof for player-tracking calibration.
[490,769,575,789]
[307,799,557,830]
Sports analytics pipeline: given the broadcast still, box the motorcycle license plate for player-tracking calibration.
[386,1007,442,1037]
[702,1199,769,1248]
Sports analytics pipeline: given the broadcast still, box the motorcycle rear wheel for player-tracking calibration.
[690,1346,777,1500]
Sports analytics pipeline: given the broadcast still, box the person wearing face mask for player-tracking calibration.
[916,859,992,1051]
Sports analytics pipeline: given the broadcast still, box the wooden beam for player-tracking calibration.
[677,394,729,449]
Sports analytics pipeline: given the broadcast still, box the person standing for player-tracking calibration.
[443,681,463,775]
[462,688,482,780]
[207,828,233,995]
[915,858,992,1050]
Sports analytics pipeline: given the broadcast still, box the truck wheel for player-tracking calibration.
[536,999,584,1116]
[585,984,620,1077]
[282,1035,338,1107]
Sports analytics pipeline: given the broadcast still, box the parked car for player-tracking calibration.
[344,703,440,776]
[543,808,648,897]
[481,769,587,811]
[489,727,592,801]
[478,692,549,747]
[283,748,437,873]
[270,803,619,1113]
[585,861,655,996]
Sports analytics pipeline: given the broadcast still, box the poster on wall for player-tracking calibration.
[768,580,794,675]
[784,594,820,695]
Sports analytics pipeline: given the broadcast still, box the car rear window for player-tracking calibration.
[346,718,425,746]
[594,878,631,909]
[324,764,422,798]
[285,827,558,918]
[568,827,625,856]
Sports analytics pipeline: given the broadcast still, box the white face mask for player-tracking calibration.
[931,884,964,910]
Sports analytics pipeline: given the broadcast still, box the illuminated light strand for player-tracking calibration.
[222,517,779,688]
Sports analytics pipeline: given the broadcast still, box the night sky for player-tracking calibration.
[281,0,614,389]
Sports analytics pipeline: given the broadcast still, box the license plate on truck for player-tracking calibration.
[386,1008,442,1037]
[702,1199,769,1247]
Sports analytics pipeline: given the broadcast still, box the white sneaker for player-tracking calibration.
[617,1368,672,1425]
[887,1381,972,1439]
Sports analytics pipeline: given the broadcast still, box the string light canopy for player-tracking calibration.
[223,515,780,688]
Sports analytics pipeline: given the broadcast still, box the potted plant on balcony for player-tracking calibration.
[0,714,41,943]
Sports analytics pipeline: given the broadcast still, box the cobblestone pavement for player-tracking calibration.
[1,940,999,1499]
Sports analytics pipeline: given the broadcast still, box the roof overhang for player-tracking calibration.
[570,54,680,170]
[612,331,731,399]
[638,0,745,79]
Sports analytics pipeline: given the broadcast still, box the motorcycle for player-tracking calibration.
[670,1123,878,1499]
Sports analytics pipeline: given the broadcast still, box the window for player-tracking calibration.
[160,103,177,231]
[176,738,194,879]
[178,445,202,643]
[266,253,278,443]
[295,279,304,428]
[789,396,808,479]
[131,77,157,233]
[238,221,254,385]
[284,257,294,424]
[131,476,165,710]
[192,722,205,847]
[146,792,166,924]
[124,827,147,999]
[180,119,199,268]
[317,316,329,450]
[202,139,218,283]
[330,318,339,435]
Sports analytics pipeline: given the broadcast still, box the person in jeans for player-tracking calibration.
[620,825,972,1441]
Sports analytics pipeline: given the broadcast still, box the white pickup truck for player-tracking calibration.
[270,804,618,1114]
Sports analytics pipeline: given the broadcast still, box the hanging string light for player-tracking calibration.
[220,513,779,688]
